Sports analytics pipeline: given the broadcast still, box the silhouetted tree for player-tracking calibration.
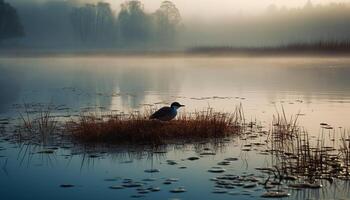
[0,0,24,43]
[70,4,95,43]
[95,2,115,43]
[71,2,115,45]
[117,0,152,45]
[153,1,181,45]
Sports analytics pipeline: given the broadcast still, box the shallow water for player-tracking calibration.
[1,56,350,199]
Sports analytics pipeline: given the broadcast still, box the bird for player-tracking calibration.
[149,102,185,121]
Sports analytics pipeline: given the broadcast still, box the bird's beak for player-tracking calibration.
[180,104,185,107]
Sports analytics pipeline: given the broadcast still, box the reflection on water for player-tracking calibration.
[1,56,350,131]
[1,57,350,102]
[1,56,350,199]
[0,137,350,200]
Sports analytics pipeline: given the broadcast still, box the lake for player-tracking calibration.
[0,56,350,199]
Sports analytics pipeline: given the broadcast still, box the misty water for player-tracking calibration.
[1,56,350,200]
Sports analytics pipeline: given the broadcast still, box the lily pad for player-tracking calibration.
[60,184,74,188]
[122,182,143,188]
[144,169,160,173]
[187,157,199,161]
[170,187,186,193]
[208,167,226,173]
[212,189,227,193]
[261,191,290,198]
[109,185,124,189]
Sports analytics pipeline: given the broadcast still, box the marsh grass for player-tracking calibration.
[340,131,350,177]
[268,108,350,183]
[17,103,58,144]
[66,105,244,145]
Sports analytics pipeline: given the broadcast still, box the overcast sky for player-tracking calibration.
[10,0,350,20]
[106,0,350,15]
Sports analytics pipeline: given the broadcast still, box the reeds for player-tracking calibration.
[340,131,350,178]
[66,106,244,145]
[268,109,350,183]
[17,103,58,144]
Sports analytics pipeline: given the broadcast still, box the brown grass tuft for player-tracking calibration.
[66,106,244,145]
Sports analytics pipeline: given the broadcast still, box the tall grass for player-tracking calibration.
[268,109,350,183]
[66,105,244,145]
[340,131,350,178]
[18,103,58,144]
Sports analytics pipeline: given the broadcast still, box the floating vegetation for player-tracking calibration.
[142,178,156,182]
[187,156,200,161]
[225,157,239,161]
[212,188,228,193]
[144,169,160,173]
[170,186,186,193]
[217,161,231,165]
[109,185,124,189]
[261,191,290,198]
[60,184,75,188]
[166,160,177,165]
[165,178,179,183]
[208,167,226,173]
[122,182,143,188]
[149,187,161,192]
[242,183,257,188]
[163,180,172,185]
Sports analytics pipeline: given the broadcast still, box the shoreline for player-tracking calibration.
[1,48,350,58]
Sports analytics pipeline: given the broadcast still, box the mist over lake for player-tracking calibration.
[1,1,350,200]
[4,0,350,49]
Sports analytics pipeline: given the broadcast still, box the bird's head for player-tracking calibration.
[170,102,185,109]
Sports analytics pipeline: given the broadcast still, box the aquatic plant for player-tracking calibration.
[267,109,350,185]
[340,131,350,178]
[17,103,58,144]
[66,105,244,145]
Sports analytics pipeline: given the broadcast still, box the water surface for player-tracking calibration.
[1,56,350,199]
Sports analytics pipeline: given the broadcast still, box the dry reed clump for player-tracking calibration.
[339,131,350,177]
[66,106,244,145]
[17,103,58,144]
[268,109,350,183]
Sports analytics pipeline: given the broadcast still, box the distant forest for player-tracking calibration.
[0,0,24,43]
[1,0,182,49]
[2,0,350,50]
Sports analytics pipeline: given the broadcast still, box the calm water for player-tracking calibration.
[1,56,350,199]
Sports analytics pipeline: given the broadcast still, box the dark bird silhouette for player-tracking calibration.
[150,102,185,121]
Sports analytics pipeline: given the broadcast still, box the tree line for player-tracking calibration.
[0,0,24,44]
[1,0,182,48]
[3,0,350,49]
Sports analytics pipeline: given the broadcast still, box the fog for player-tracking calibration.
[11,0,350,19]
[4,0,350,49]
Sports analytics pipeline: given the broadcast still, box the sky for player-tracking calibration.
[103,0,350,19]
[10,0,350,20]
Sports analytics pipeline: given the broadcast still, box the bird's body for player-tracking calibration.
[150,102,184,121]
